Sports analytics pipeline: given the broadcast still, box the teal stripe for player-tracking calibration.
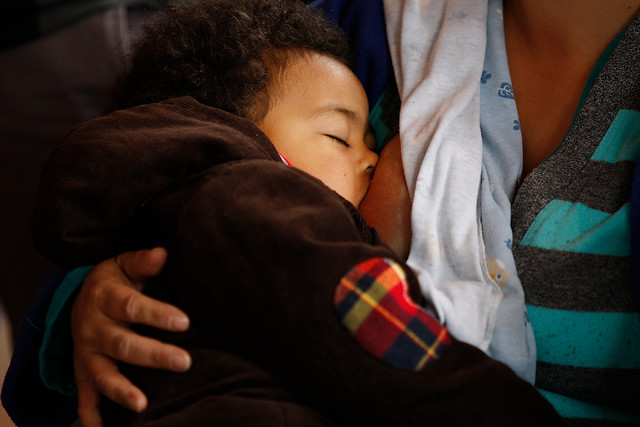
[369,89,391,151]
[591,110,640,163]
[539,389,640,423]
[40,265,93,396]
[528,305,640,369]
[520,200,630,256]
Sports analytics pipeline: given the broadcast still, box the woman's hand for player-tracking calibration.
[360,134,412,260]
[71,247,192,427]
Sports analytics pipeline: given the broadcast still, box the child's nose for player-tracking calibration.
[363,149,379,179]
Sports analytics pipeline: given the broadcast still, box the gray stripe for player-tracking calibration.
[537,361,640,415]
[556,160,635,214]
[517,246,635,312]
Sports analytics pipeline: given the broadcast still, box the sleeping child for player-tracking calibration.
[10,0,561,425]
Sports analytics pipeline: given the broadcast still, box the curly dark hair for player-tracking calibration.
[112,0,351,121]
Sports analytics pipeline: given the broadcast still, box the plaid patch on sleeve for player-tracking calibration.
[334,257,450,371]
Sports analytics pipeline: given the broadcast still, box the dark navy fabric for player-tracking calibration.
[311,0,393,108]
[1,270,77,427]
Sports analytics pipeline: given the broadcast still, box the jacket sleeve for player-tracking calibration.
[127,159,563,426]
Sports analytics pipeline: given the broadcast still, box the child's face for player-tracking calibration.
[257,53,378,207]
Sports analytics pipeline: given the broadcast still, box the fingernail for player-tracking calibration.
[170,354,191,371]
[128,396,144,413]
[169,315,189,331]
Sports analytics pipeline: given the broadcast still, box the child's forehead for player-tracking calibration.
[263,51,371,131]
[274,53,365,103]
[273,52,356,88]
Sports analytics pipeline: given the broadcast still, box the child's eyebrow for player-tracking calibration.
[311,104,365,126]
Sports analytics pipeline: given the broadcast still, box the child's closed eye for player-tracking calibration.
[325,134,351,148]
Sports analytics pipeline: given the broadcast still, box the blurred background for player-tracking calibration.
[0,0,158,339]
[0,3,158,424]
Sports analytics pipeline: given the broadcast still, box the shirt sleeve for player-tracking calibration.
[40,266,92,395]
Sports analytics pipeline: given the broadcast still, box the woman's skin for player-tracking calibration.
[71,248,186,425]
[70,2,640,426]
[504,0,640,178]
[359,135,412,260]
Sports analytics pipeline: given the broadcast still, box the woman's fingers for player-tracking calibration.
[70,248,192,422]
[94,283,190,331]
[92,323,192,372]
[84,248,190,330]
[89,357,147,412]
[72,252,192,370]
[115,247,169,284]
[76,383,104,427]
[75,351,148,427]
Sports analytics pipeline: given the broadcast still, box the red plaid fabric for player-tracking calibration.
[334,257,450,370]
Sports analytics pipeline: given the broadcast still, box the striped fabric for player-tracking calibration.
[512,18,640,424]
[333,257,450,371]
[517,109,640,420]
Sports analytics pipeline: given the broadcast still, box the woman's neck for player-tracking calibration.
[504,0,640,179]
[505,0,640,66]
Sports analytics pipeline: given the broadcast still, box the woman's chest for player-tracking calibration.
[509,60,589,179]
